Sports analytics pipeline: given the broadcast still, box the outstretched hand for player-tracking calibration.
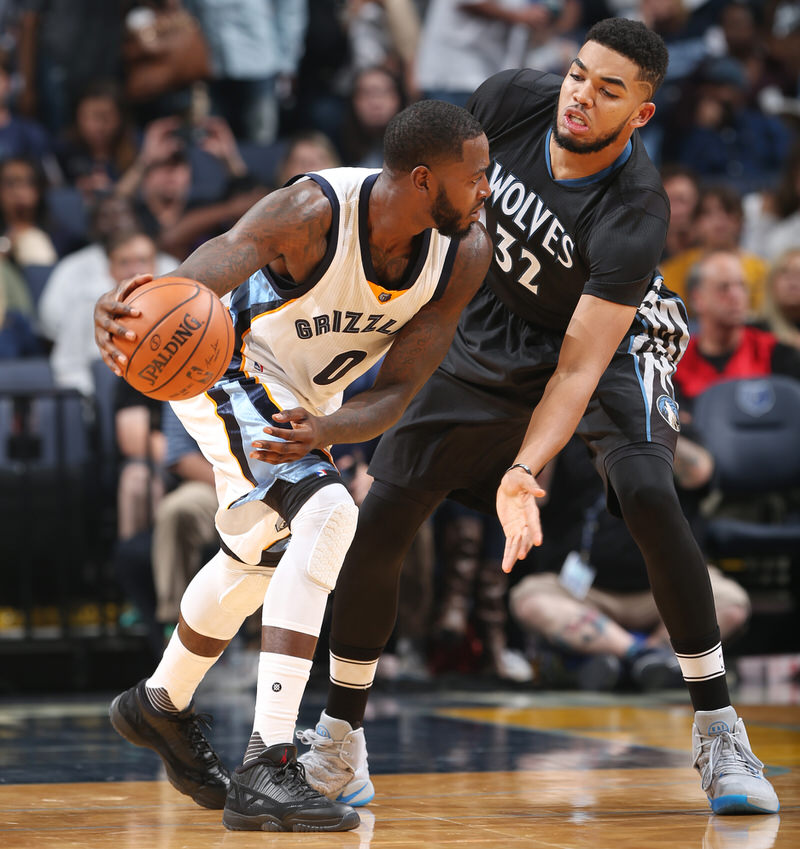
[93,273,153,376]
[250,407,329,464]
[496,466,547,573]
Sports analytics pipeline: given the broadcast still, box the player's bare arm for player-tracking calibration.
[249,225,493,464]
[497,294,637,572]
[93,181,333,373]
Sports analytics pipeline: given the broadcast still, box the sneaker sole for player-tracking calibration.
[711,794,780,815]
[223,809,361,832]
[109,695,226,810]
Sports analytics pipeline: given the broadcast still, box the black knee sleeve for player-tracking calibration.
[330,480,445,654]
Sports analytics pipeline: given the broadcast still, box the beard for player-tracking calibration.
[431,185,473,238]
[550,104,629,155]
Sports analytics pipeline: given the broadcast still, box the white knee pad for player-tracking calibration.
[294,484,359,591]
[180,549,273,641]
[261,484,358,636]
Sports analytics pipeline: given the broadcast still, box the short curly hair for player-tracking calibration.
[585,18,669,97]
[383,100,484,173]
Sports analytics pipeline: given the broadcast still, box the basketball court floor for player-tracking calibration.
[0,670,797,848]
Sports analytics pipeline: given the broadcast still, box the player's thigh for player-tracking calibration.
[170,377,343,565]
[369,368,533,508]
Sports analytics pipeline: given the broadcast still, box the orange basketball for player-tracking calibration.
[117,277,234,401]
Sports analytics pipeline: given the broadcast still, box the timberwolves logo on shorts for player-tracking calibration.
[657,395,680,431]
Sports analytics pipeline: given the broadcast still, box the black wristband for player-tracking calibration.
[505,463,533,477]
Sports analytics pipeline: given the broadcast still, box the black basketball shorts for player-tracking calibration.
[368,280,690,515]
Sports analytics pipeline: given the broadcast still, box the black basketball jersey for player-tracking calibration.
[467,69,669,332]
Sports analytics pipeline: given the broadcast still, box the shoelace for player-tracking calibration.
[698,730,764,791]
[257,756,318,799]
[296,728,345,754]
[174,711,219,763]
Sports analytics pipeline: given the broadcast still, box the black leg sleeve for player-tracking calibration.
[326,480,446,726]
[608,452,730,710]
[330,479,446,653]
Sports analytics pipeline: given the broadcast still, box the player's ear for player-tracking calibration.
[631,101,656,129]
[410,164,432,193]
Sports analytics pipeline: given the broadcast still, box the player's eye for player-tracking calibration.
[601,88,618,99]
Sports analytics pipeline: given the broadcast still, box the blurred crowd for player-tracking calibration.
[0,0,799,692]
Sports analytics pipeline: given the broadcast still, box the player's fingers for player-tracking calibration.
[258,426,302,442]
[273,407,308,423]
[118,273,153,301]
[502,535,523,573]
[99,348,123,377]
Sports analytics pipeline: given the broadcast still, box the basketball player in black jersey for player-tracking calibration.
[298,18,780,816]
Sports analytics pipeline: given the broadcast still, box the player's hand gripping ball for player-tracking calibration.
[116,277,234,401]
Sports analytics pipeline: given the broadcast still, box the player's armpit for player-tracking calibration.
[172,180,334,299]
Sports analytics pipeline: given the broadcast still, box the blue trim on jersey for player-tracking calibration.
[628,334,652,442]
[207,384,258,486]
[545,128,633,186]
[431,235,461,301]
[358,172,432,291]
[259,172,341,299]
[226,275,286,373]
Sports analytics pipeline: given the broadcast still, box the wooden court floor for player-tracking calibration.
[0,679,797,848]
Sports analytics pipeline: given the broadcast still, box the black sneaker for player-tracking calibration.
[222,743,360,832]
[109,679,230,809]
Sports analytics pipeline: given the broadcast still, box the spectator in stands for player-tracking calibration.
[761,248,800,350]
[509,437,751,692]
[16,0,125,137]
[0,270,41,357]
[287,0,352,144]
[0,155,57,265]
[55,79,137,201]
[339,66,405,168]
[415,0,555,107]
[660,184,768,314]
[742,141,800,262]
[111,372,165,653]
[660,163,700,261]
[345,0,421,100]
[713,0,791,106]
[0,254,34,318]
[117,114,265,260]
[38,193,176,366]
[185,0,308,144]
[673,249,800,410]
[152,403,217,635]
[674,55,791,191]
[0,47,52,168]
[48,227,173,395]
[432,502,533,683]
[273,130,340,187]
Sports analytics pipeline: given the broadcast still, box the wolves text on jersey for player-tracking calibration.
[294,311,398,339]
[487,160,575,270]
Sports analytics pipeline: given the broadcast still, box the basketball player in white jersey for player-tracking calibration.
[94,100,492,832]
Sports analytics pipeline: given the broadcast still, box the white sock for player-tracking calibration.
[250,651,313,751]
[147,629,222,711]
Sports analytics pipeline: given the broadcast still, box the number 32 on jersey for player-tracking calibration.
[494,224,542,294]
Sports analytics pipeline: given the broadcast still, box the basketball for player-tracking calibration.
[117,277,234,401]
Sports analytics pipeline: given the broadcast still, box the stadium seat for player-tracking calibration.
[692,375,800,558]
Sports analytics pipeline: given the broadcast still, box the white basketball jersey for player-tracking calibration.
[225,168,460,414]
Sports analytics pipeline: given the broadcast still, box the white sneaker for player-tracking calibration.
[297,711,375,807]
[692,706,780,814]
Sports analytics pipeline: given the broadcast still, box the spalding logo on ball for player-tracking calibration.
[117,277,235,401]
